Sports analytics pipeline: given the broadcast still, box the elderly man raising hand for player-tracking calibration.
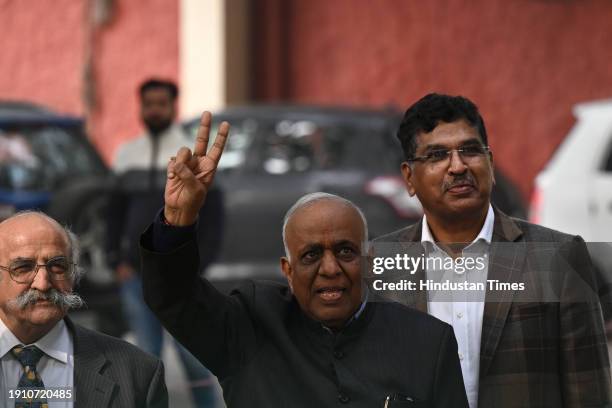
[140,112,469,407]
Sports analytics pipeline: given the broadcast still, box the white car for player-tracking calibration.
[530,98,612,320]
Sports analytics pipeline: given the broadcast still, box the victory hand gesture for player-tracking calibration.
[164,111,230,226]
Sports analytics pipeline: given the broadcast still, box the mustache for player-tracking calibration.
[8,289,85,311]
[443,172,477,191]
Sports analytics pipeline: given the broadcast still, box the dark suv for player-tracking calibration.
[0,101,124,336]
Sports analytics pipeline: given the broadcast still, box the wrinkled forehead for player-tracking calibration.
[286,200,366,246]
[0,214,69,259]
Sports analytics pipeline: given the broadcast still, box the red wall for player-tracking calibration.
[253,0,612,199]
[0,0,85,114]
[0,0,179,163]
[87,0,179,162]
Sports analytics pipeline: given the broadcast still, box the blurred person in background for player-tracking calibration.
[107,78,222,407]
[0,212,167,407]
[373,93,611,407]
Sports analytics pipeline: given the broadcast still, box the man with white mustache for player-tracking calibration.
[0,212,168,407]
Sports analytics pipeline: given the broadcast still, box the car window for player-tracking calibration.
[187,117,402,174]
[0,125,105,190]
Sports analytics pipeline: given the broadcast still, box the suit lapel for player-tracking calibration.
[478,210,526,379]
[381,221,428,313]
[66,318,117,408]
[394,211,528,378]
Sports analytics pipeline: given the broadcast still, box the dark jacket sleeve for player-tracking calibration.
[197,186,225,272]
[140,224,257,379]
[433,325,469,408]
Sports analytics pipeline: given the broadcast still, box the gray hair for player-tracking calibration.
[0,211,84,284]
[282,192,369,260]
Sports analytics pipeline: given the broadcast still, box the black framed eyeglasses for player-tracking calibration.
[408,145,491,165]
[0,256,75,284]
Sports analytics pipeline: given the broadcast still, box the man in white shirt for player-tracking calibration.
[0,212,167,407]
[107,78,220,407]
[372,93,611,407]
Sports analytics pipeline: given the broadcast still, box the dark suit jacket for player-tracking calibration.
[140,226,468,408]
[66,318,168,408]
[371,209,612,407]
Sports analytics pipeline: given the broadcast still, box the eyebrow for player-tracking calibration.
[299,240,359,254]
[299,244,323,255]
[333,240,359,249]
[9,255,67,263]
[421,138,483,152]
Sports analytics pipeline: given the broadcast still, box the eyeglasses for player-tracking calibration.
[0,257,75,284]
[408,145,490,165]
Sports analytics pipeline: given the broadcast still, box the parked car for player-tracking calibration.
[0,100,125,336]
[184,104,527,282]
[530,98,612,320]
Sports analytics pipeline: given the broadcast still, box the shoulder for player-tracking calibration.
[162,124,191,145]
[373,221,422,243]
[231,279,292,306]
[227,280,294,322]
[498,214,578,243]
[116,134,149,154]
[72,323,161,371]
[113,135,149,169]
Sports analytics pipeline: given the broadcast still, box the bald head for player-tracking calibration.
[0,212,67,239]
[0,212,82,282]
[282,193,368,260]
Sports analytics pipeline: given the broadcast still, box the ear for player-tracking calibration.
[281,257,293,292]
[400,162,417,196]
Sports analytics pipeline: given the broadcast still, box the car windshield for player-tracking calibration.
[186,117,401,174]
[0,125,106,190]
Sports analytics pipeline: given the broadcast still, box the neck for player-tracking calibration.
[425,205,489,246]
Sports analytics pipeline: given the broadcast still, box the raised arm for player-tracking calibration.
[141,112,258,378]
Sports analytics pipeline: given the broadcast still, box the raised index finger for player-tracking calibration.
[193,111,212,157]
[207,121,230,165]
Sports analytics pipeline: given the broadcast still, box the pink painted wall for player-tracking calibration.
[253,0,612,199]
[0,0,179,163]
[0,0,85,114]
[87,0,179,162]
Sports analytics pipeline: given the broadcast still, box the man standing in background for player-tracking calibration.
[108,78,222,407]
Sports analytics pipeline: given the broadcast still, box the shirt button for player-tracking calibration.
[333,350,345,359]
[338,393,350,403]
[458,352,464,361]
[456,312,463,319]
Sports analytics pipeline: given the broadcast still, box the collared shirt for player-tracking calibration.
[421,204,494,408]
[1,318,74,408]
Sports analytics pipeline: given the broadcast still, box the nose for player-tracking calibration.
[448,149,468,174]
[318,251,342,278]
[30,265,53,292]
